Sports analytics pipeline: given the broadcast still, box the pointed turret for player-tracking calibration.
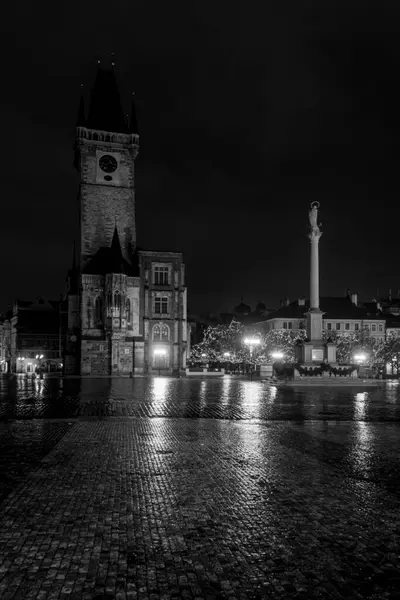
[86,64,127,133]
[67,241,79,294]
[109,227,128,274]
[76,85,86,127]
[129,93,139,134]
[71,240,77,272]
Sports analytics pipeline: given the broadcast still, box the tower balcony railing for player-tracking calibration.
[76,127,139,148]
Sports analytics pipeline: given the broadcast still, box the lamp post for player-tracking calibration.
[223,351,230,374]
[270,351,284,379]
[153,347,167,376]
[353,352,367,365]
[244,337,261,379]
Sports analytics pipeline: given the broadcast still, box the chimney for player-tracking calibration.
[285,297,290,307]
[351,292,358,306]
[298,296,305,306]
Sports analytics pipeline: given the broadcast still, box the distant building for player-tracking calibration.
[64,65,189,376]
[252,293,386,343]
[0,315,11,373]
[220,299,275,327]
[10,298,63,374]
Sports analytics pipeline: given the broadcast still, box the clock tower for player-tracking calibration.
[63,63,189,377]
[74,65,139,270]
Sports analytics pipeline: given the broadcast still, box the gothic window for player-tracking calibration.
[161,325,169,341]
[125,299,131,323]
[153,324,161,341]
[95,297,103,326]
[114,292,121,309]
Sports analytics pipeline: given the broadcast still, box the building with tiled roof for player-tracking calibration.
[10,298,63,373]
[252,293,386,342]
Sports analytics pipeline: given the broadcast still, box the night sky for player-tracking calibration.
[4,1,400,315]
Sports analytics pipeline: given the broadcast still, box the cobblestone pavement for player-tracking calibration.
[1,376,400,421]
[0,377,399,599]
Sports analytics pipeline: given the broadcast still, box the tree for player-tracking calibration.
[261,329,307,363]
[188,320,245,364]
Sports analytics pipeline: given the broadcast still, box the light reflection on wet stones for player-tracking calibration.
[0,379,399,597]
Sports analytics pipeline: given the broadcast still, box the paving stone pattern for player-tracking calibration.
[1,377,400,422]
[0,418,400,599]
[0,377,400,598]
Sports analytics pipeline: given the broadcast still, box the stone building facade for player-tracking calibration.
[10,298,63,374]
[64,65,189,376]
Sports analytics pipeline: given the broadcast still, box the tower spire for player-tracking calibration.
[86,62,127,133]
[71,240,77,271]
[76,85,86,127]
[129,93,139,134]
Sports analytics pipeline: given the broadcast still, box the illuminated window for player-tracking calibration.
[154,266,169,285]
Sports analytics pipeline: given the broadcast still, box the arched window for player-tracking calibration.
[125,299,131,323]
[93,133,98,141]
[153,324,161,341]
[114,292,121,309]
[161,324,169,341]
[107,291,112,307]
[95,297,103,325]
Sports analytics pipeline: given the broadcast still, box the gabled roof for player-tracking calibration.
[82,227,139,276]
[265,297,385,321]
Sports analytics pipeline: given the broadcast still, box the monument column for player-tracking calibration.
[310,218,321,311]
[296,202,337,371]
[306,202,323,343]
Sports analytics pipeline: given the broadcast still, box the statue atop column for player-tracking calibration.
[309,201,322,236]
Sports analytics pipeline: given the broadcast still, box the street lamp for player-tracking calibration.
[353,352,367,365]
[243,337,261,359]
[271,351,284,361]
[153,347,167,376]
[244,337,261,379]
[223,351,231,374]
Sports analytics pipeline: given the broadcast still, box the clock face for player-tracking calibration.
[99,154,118,173]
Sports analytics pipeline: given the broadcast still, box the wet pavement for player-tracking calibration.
[0,376,399,599]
